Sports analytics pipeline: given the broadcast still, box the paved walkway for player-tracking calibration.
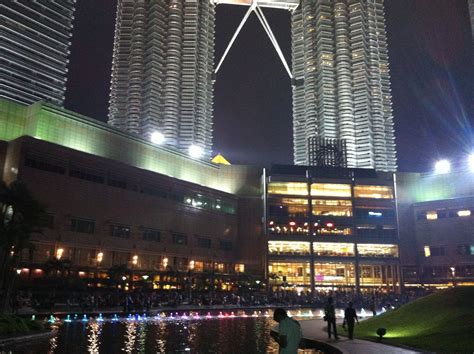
[282,319,421,354]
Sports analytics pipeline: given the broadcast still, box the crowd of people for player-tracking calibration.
[10,287,433,315]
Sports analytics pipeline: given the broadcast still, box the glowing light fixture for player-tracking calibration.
[468,153,474,172]
[142,275,149,280]
[16,269,21,275]
[289,221,296,226]
[457,210,471,217]
[97,252,104,263]
[162,257,169,268]
[434,159,451,174]
[132,255,138,265]
[56,248,64,260]
[326,222,334,228]
[188,144,203,159]
[150,131,165,145]
[189,260,195,270]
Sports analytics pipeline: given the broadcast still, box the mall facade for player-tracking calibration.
[1,98,473,292]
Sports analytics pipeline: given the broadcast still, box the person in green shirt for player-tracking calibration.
[271,308,302,354]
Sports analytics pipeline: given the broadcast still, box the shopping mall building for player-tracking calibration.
[1,99,473,292]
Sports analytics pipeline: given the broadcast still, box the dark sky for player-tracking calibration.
[65,0,473,172]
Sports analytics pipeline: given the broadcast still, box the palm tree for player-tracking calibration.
[0,181,45,312]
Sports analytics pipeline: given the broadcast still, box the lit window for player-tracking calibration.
[354,185,393,199]
[426,211,438,220]
[235,264,245,273]
[312,199,352,216]
[268,182,308,196]
[357,244,399,258]
[268,241,310,255]
[313,242,355,257]
[311,183,351,197]
[457,210,471,217]
[424,246,431,257]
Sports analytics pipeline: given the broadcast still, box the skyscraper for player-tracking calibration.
[0,1,76,105]
[292,0,397,171]
[108,0,215,158]
[109,0,396,170]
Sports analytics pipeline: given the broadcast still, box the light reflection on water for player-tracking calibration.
[10,315,321,354]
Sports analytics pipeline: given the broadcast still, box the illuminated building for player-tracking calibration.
[109,0,396,170]
[1,98,472,291]
[397,171,474,287]
[292,0,397,171]
[0,98,261,290]
[469,0,474,39]
[0,1,75,105]
[264,165,400,292]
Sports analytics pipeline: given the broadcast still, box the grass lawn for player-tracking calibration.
[340,287,474,353]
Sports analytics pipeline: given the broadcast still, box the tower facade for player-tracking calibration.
[292,0,397,171]
[0,1,76,105]
[108,0,215,158]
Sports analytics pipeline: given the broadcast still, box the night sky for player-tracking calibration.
[65,0,473,172]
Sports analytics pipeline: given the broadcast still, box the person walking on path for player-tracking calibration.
[343,302,359,340]
[270,308,302,354]
[324,297,339,340]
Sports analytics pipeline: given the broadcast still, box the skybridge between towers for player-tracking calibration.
[212,0,299,79]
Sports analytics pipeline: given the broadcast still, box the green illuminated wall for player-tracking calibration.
[397,171,474,203]
[0,99,259,195]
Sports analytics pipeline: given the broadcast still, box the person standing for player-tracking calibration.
[270,308,302,354]
[324,297,339,340]
[343,302,359,340]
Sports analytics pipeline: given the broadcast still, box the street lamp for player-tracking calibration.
[434,159,451,174]
[468,153,474,172]
[150,131,165,145]
[188,144,203,159]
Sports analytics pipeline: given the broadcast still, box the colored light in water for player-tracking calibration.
[48,315,55,324]
[65,315,71,323]
[97,314,104,322]
[82,315,88,322]
[206,312,212,319]
[434,159,451,174]
[218,312,224,318]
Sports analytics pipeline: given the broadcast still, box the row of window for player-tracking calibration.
[267,221,396,237]
[24,154,237,215]
[268,182,394,199]
[417,209,473,221]
[423,244,474,257]
[268,241,399,258]
[268,198,395,219]
[53,217,234,250]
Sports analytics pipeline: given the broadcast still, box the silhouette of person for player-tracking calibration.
[343,302,359,340]
[324,297,339,340]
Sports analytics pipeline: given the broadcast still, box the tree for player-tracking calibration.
[0,181,44,313]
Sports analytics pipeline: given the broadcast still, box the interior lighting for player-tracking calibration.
[132,255,138,265]
[326,222,334,228]
[189,260,195,270]
[56,248,64,260]
[162,257,169,268]
[97,252,104,263]
[289,221,296,226]
[188,144,203,159]
[434,159,451,174]
[150,131,165,145]
[457,210,471,217]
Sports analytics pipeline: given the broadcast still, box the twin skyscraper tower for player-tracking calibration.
[109,0,398,171]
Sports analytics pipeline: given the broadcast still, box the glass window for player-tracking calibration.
[143,228,161,242]
[313,242,354,256]
[268,182,308,196]
[110,224,130,238]
[71,218,95,234]
[357,244,399,257]
[311,183,351,197]
[235,264,245,273]
[268,241,310,255]
[268,198,308,218]
[268,221,309,236]
[426,211,437,220]
[219,240,233,251]
[314,263,355,285]
[268,262,311,285]
[172,233,187,245]
[457,210,471,217]
[197,237,211,248]
[312,199,352,216]
[354,185,393,199]
[315,222,352,236]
